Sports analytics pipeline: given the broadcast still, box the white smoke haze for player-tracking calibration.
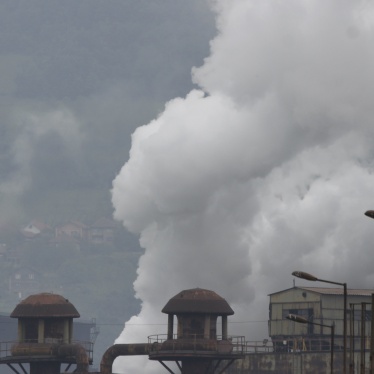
[111,1,374,372]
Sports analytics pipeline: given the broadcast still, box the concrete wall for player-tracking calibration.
[226,351,369,374]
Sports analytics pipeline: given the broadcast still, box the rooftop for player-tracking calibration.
[162,288,234,315]
[10,293,80,318]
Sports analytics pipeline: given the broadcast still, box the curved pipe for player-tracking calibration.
[100,343,149,374]
[57,343,89,373]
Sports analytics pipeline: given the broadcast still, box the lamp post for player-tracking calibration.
[286,314,335,374]
[292,270,347,374]
[364,211,374,374]
[365,210,374,219]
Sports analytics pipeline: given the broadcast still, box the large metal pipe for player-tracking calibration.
[100,343,149,374]
[57,343,89,373]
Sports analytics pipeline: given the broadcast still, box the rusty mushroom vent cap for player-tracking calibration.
[10,293,80,318]
[162,288,234,315]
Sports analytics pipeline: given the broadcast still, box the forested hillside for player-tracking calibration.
[0,218,143,367]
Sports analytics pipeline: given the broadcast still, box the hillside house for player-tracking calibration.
[55,221,88,241]
[88,217,118,244]
[21,220,52,240]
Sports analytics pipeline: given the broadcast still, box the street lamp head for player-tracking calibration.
[291,271,342,374]
[292,271,318,281]
[365,210,374,219]
[286,314,308,324]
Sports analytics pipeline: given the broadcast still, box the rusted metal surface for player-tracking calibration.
[100,343,149,374]
[162,288,234,315]
[57,343,89,373]
[11,342,55,356]
[0,340,93,363]
[152,289,242,373]
[1,293,88,373]
[10,293,80,318]
[148,334,245,359]
[0,342,90,374]
[99,290,241,373]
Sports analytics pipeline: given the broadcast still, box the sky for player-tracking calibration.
[111,0,374,373]
[0,0,215,224]
[1,0,374,373]
[0,1,215,372]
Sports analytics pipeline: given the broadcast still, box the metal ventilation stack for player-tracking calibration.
[148,288,245,374]
[0,293,91,374]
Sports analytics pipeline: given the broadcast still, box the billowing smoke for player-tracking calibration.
[111,0,374,372]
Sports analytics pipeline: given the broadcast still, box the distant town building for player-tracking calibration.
[88,217,118,244]
[8,266,42,299]
[55,221,89,241]
[21,220,52,240]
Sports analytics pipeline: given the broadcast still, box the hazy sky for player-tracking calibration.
[112,0,374,373]
[0,0,215,223]
[2,0,374,373]
[0,2,215,371]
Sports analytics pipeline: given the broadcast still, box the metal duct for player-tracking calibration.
[57,343,89,373]
[100,343,149,374]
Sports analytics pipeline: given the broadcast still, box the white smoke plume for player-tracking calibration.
[111,0,374,372]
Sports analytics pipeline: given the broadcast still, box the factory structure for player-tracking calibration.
[0,286,373,373]
[238,286,374,373]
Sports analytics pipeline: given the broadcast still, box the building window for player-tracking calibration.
[283,308,314,334]
[282,308,312,319]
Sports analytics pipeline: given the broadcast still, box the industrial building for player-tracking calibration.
[1,286,374,373]
[0,289,244,374]
[101,288,245,374]
[228,286,374,373]
[0,295,98,374]
[269,286,373,351]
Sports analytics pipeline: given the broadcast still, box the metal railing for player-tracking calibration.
[0,341,13,359]
[148,334,246,355]
[0,340,94,362]
[243,337,372,354]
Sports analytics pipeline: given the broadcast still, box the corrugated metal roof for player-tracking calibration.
[300,287,374,296]
[162,288,234,315]
[269,286,374,297]
[10,293,80,318]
